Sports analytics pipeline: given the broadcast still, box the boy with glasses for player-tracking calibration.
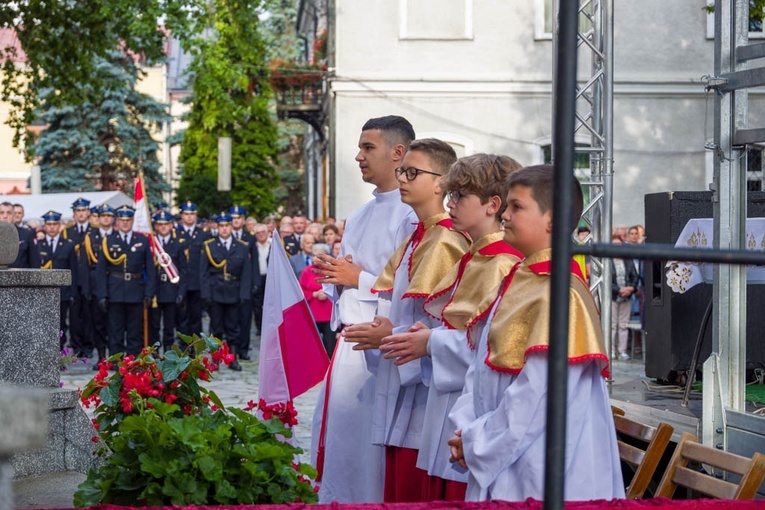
[381,154,524,500]
[344,138,469,502]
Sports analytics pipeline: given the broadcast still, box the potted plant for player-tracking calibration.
[74,334,318,506]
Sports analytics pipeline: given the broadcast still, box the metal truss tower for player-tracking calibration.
[553,0,614,354]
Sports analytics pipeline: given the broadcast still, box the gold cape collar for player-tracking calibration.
[474,248,609,377]
[372,212,470,298]
[424,231,522,332]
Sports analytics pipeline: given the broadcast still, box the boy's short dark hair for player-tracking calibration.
[408,138,458,175]
[507,164,583,233]
[362,115,415,148]
[441,154,523,220]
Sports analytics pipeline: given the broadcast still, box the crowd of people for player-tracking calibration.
[0,199,345,370]
[575,224,646,361]
[1,112,639,504]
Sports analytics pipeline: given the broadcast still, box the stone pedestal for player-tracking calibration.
[0,386,48,510]
[0,270,100,479]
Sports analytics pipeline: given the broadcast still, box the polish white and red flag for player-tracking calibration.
[132,175,152,235]
[258,230,330,406]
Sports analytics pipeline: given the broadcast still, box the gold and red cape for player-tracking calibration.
[372,212,469,298]
[468,248,609,377]
[424,231,522,334]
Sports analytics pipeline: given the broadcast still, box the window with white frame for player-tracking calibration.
[399,0,473,40]
[706,3,765,39]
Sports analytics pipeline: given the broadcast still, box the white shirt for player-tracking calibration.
[77,222,89,234]
[100,228,113,237]
[311,188,416,504]
[256,239,271,275]
[219,237,231,251]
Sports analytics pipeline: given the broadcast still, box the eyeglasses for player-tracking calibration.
[394,166,442,181]
[446,190,467,204]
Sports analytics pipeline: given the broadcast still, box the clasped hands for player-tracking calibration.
[343,317,431,366]
[312,253,361,288]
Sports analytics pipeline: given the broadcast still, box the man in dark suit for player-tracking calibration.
[34,210,78,349]
[149,211,188,353]
[96,205,157,357]
[63,197,93,357]
[200,213,252,371]
[251,224,271,335]
[289,233,315,279]
[176,201,209,338]
[81,204,115,368]
[229,205,255,359]
[280,223,300,257]
[0,201,35,268]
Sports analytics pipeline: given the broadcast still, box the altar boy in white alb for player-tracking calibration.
[310,116,417,503]
[448,165,624,502]
[344,138,469,502]
[382,154,524,501]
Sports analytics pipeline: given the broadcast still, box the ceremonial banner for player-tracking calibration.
[133,174,179,283]
[258,231,330,405]
[132,175,151,234]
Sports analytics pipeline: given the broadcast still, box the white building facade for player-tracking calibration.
[327,0,765,227]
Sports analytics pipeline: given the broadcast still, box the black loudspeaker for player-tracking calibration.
[644,191,765,382]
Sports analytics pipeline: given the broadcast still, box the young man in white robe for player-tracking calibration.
[310,115,417,503]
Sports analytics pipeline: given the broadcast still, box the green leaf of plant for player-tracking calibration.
[197,455,223,481]
[138,452,168,478]
[73,476,103,507]
[99,380,121,407]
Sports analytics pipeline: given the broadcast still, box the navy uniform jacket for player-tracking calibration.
[282,234,300,257]
[176,226,209,291]
[79,228,109,298]
[63,224,90,289]
[95,231,157,304]
[153,234,188,304]
[10,225,35,268]
[34,237,78,301]
[200,237,252,304]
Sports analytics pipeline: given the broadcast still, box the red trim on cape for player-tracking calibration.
[371,287,393,295]
[484,344,611,379]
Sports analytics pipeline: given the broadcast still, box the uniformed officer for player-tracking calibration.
[63,197,92,357]
[96,205,157,357]
[89,206,100,228]
[81,204,115,368]
[176,201,209,338]
[34,211,78,349]
[150,211,187,352]
[229,205,255,360]
[0,201,35,268]
[200,212,252,371]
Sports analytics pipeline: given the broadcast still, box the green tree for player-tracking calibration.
[0,0,203,152]
[176,0,279,219]
[32,51,170,204]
